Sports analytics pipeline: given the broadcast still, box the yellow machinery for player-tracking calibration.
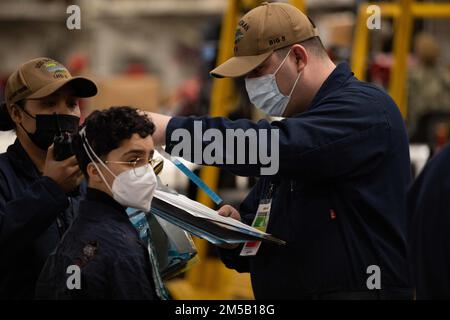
[351,0,450,117]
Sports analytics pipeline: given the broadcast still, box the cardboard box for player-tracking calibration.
[87,75,160,115]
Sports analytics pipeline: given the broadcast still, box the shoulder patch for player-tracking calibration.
[74,241,99,268]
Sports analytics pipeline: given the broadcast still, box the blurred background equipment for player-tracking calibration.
[1,0,450,299]
[351,0,450,163]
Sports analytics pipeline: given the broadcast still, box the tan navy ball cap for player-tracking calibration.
[5,57,97,107]
[210,2,319,78]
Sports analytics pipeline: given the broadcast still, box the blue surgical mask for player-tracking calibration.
[245,48,301,116]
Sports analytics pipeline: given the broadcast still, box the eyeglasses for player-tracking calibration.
[105,156,164,177]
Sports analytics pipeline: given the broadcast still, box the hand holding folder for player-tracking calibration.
[151,186,286,246]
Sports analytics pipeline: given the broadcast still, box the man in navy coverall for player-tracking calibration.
[147,3,413,299]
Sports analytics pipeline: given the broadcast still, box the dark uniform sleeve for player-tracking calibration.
[165,103,390,180]
[0,175,69,260]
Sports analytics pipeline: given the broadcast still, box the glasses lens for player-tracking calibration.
[133,158,151,177]
[151,157,164,175]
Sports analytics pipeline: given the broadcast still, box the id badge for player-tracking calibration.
[240,198,272,256]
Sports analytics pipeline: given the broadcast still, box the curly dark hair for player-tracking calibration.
[73,106,155,179]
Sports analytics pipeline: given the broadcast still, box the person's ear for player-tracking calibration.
[87,162,104,184]
[291,44,308,73]
[9,104,24,125]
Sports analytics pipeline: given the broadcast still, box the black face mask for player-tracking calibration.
[19,110,80,150]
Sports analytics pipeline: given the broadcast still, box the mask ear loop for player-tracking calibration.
[273,47,302,98]
[79,127,115,193]
[272,47,301,98]
[288,70,302,98]
[21,107,36,120]
[273,47,293,76]
[13,104,36,135]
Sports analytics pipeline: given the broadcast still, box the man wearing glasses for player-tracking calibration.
[35,106,168,300]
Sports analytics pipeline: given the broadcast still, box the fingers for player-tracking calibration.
[218,205,241,221]
[73,168,83,178]
[75,171,84,186]
[65,164,82,177]
[147,112,172,146]
[65,168,84,190]
[218,205,233,217]
[62,155,78,166]
[229,211,241,221]
[45,144,54,159]
[46,146,77,166]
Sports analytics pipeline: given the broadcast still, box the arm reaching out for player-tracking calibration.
[144,112,172,146]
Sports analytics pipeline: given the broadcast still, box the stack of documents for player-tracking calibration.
[151,187,285,246]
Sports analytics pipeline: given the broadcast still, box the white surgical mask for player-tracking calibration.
[245,48,301,116]
[80,128,157,212]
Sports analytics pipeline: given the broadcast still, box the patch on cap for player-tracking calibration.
[234,19,251,54]
[235,28,244,45]
[34,58,71,80]
[211,2,320,78]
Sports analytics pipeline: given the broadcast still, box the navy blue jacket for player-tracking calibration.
[165,63,412,298]
[35,188,158,300]
[0,139,77,299]
[408,143,450,299]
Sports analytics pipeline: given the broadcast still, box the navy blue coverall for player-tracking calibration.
[0,139,78,299]
[165,63,412,299]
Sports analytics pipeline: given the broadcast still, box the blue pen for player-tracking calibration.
[157,147,223,206]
